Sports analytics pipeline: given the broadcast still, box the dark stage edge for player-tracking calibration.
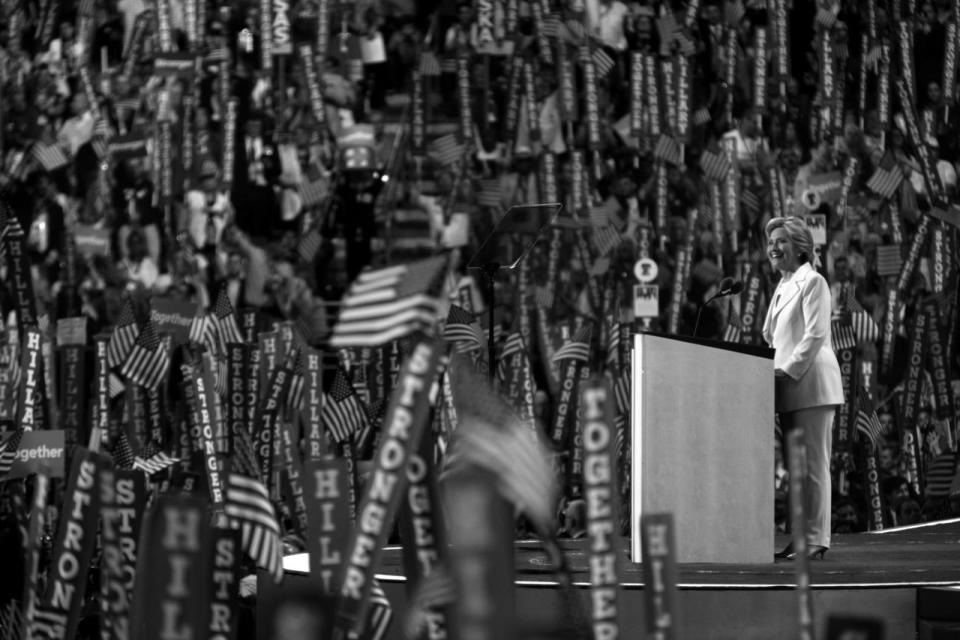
[276,519,960,639]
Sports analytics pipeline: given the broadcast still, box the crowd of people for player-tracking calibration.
[0,0,959,557]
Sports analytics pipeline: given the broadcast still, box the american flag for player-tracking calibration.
[613,374,631,416]
[693,107,712,126]
[864,45,882,68]
[439,58,458,74]
[653,135,682,166]
[119,320,170,390]
[740,188,761,218]
[108,372,126,399]
[92,137,109,160]
[224,473,284,583]
[418,51,442,77]
[831,321,858,351]
[592,225,621,257]
[657,12,680,53]
[675,31,696,57]
[449,362,558,532]
[591,47,615,78]
[132,440,180,476]
[725,0,746,25]
[355,397,385,456]
[329,255,448,348]
[0,428,24,478]
[299,177,327,207]
[605,318,621,369]
[28,605,67,640]
[427,134,465,167]
[442,305,485,354]
[403,567,455,640]
[287,350,305,411]
[560,19,587,44]
[924,452,959,498]
[111,430,135,469]
[0,599,22,640]
[188,313,218,354]
[206,47,231,63]
[541,13,562,37]
[867,153,905,199]
[31,143,70,172]
[231,426,264,482]
[107,298,140,368]
[298,228,324,264]
[723,306,743,343]
[843,288,880,343]
[552,325,592,363]
[589,205,612,228]
[533,285,554,310]
[114,97,141,114]
[699,148,731,181]
[212,286,244,349]
[855,387,884,449]
[875,244,903,277]
[500,332,523,360]
[476,178,501,207]
[1,342,20,388]
[322,366,369,443]
[815,7,838,30]
[365,579,393,640]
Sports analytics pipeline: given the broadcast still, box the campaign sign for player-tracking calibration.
[57,317,88,346]
[74,225,112,257]
[154,52,197,78]
[634,284,659,318]
[8,429,66,479]
[108,134,149,160]
[803,214,827,246]
[150,297,199,345]
[804,171,843,207]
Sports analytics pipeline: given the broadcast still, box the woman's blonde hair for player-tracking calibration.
[765,216,819,268]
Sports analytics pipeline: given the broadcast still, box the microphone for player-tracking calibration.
[693,278,744,338]
[713,277,743,298]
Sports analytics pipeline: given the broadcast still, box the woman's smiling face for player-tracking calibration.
[768,227,801,273]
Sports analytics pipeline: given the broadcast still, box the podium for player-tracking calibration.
[629,333,774,564]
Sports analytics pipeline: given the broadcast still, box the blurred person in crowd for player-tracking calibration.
[444,2,477,53]
[881,476,914,527]
[832,498,861,533]
[587,0,631,52]
[183,157,234,284]
[336,161,385,281]
[897,498,923,526]
[221,225,270,309]
[722,106,767,171]
[114,158,161,263]
[359,5,389,112]
[829,255,852,309]
[386,18,422,94]
[764,217,844,560]
[792,141,835,206]
[58,93,95,157]
[118,227,161,291]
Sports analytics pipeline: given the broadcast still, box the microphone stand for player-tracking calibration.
[693,291,725,339]
[481,261,499,383]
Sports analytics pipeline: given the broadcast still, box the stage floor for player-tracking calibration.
[278,519,960,639]
[362,518,960,589]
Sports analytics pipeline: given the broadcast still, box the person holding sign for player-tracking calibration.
[762,216,843,561]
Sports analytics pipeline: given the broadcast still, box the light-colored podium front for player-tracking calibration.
[630,333,774,564]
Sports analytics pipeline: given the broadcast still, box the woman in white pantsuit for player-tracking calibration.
[762,217,844,560]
